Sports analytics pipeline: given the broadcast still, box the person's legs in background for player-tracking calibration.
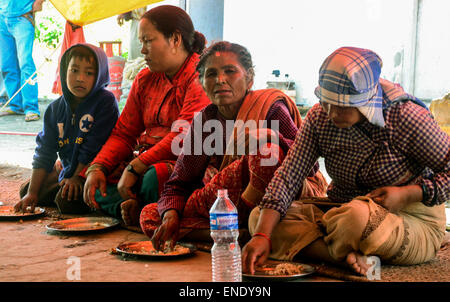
[0,15,24,115]
[11,16,39,119]
[0,75,7,106]
[0,15,39,120]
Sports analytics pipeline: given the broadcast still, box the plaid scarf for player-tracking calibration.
[314,47,427,127]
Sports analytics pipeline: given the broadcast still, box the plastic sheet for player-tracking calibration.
[430,93,450,135]
[48,0,162,26]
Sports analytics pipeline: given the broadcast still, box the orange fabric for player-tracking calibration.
[91,53,211,172]
[52,21,86,95]
[220,89,302,170]
[140,143,286,237]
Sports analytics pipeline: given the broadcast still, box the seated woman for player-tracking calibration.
[140,41,328,250]
[82,5,211,225]
[242,47,449,276]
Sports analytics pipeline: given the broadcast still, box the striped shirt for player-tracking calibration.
[262,101,450,217]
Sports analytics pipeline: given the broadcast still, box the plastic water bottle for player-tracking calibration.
[210,189,242,282]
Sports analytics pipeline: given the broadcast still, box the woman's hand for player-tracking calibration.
[117,169,138,201]
[14,193,39,213]
[242,208,280,274]
[242,236,271,275]
[366,185,423,213]
[60,176,84,201]
[117,169,139,200]
[151,209,180,251]
[117,159,148,201]
[83,170,106,209]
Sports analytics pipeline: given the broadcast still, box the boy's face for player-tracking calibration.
[66,56,96,100]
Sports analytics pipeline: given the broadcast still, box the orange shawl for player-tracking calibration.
[219,88,302,171]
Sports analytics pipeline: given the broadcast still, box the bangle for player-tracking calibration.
[85,164,108,177]
[253,232,272,251]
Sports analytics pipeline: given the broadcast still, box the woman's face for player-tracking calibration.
[138,18,176,74]
[320,101,365,128]
[201,51,253,110]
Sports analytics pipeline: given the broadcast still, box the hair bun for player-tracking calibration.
[192,31,206,54]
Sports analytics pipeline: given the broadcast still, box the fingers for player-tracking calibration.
[151,227,163,251]
[151,225,177,251]
[75,183,82,201]
[87,178,105,209]
[29,201,36,213]
[242,242,258,275]
[13,202,20,212]
[67,184,74,201]
[61,182,68,200]
[366,187,385,198]
[168,238,176,251]
[99,180,107,198]
[83,181,89,205]
[15,202,25,213]
[242,238,270,275]
[87,185,100,209]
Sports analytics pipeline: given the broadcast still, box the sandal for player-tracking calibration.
[25,113,40,122]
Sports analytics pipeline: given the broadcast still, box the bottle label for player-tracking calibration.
[210,213,238,230]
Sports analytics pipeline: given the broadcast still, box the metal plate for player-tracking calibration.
[115,241,196,258]
[0,205,45,220]
[46,216,120,233]
[242,260,315,281]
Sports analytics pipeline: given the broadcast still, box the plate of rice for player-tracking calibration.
[243,260,315,281]
[115,241,197,259]
[0,205,45,220]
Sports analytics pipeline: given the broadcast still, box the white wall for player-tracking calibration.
[33,0,450,103]
[414,0,450,100]
[223,0,446,105]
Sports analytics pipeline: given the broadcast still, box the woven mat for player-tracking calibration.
[308,233,450,282]
[187,233,450,282]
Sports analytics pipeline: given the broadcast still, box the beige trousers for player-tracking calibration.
[248,196,446,265]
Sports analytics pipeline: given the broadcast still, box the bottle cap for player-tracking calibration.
[217,189,228,197]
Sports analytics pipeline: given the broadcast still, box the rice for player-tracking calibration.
[268,263,303,275]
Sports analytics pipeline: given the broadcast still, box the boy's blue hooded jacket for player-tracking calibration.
[32,43,119,181]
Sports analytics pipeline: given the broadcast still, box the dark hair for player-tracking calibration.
[197,41,255,81]
[142,5,206,55]
[66,45,97,69]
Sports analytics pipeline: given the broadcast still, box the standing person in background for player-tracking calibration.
[0,75,7,105]
[117,6,147,61]
[0,0,44,122]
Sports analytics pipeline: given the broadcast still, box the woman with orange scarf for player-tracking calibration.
[140,41,328,249]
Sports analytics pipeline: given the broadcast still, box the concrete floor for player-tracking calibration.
[0,207,340,282]
[1,213,213,282]
[0,98,340,283]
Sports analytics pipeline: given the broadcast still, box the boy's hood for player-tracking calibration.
[60,43,111,104]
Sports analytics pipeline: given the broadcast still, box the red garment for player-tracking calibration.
[92,53,211,172]
[52,21,86,95]
[140,143,286,238]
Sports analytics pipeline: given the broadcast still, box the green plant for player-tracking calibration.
[121,51,129,60]
[35,16,63,49]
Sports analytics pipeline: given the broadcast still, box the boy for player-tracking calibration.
[14,44,119,214]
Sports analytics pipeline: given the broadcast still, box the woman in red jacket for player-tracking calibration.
[82,5,211,226]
